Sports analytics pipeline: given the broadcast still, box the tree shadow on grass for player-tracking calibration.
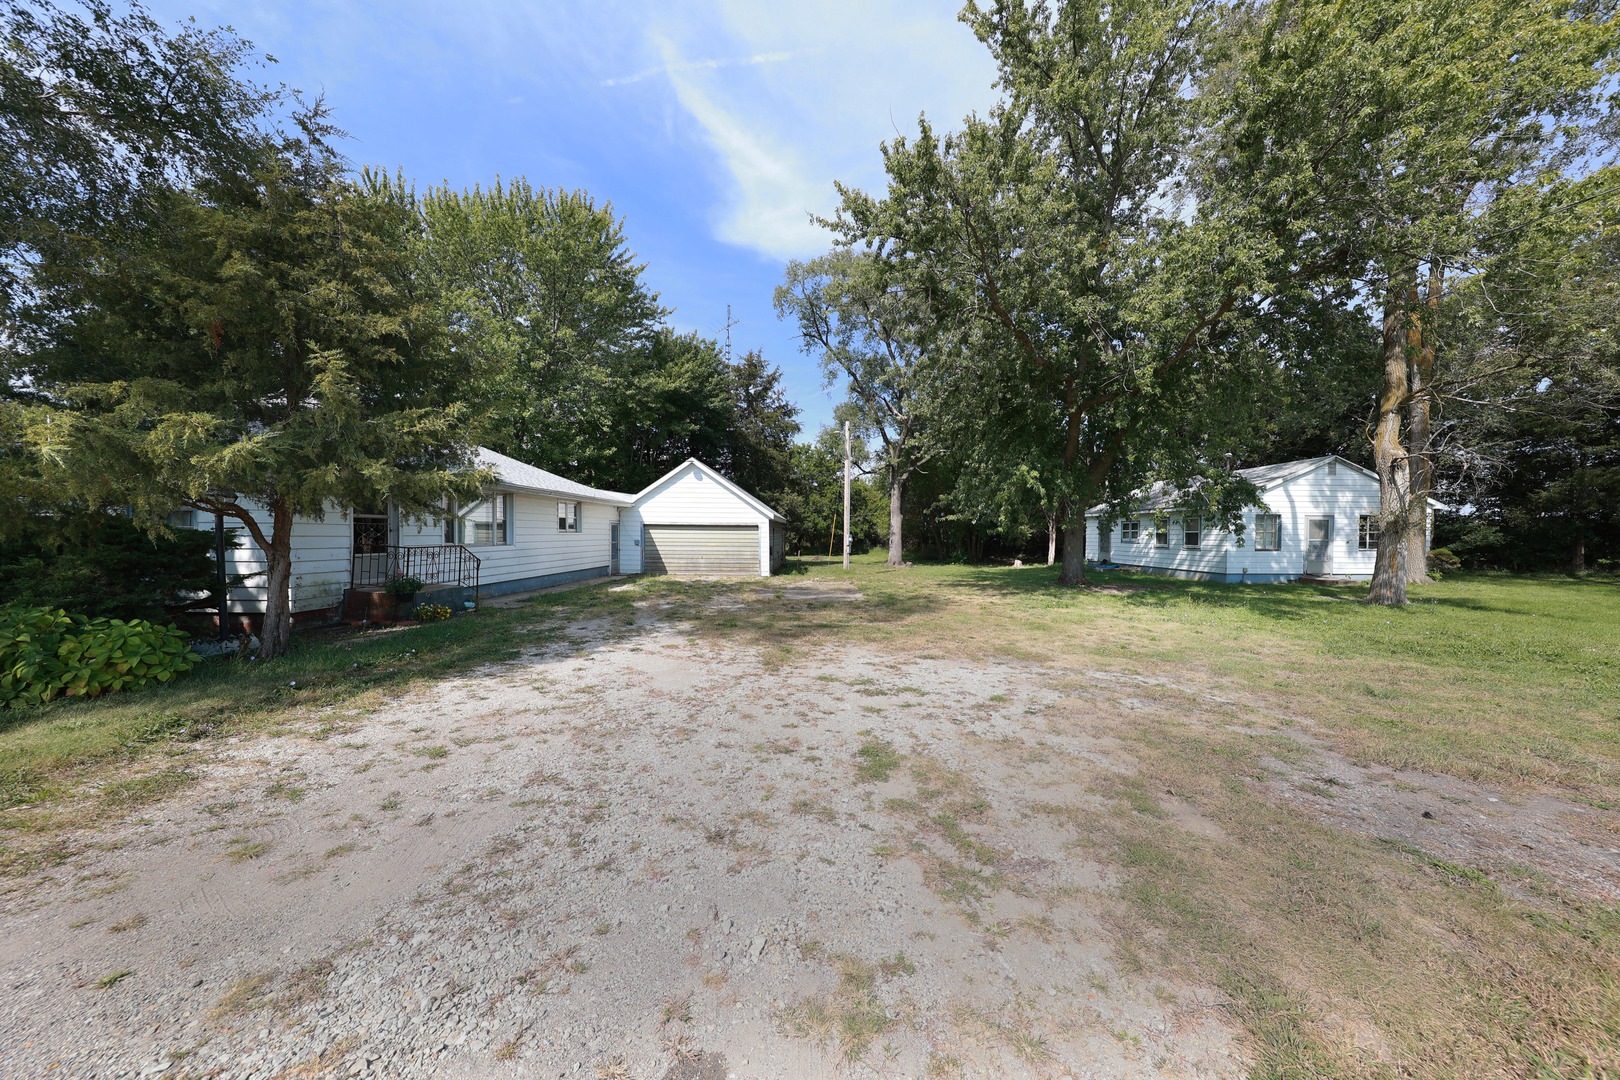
[933,563,1620,625]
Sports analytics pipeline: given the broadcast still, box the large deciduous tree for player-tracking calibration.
[14,124,487,658]
[1241,0,1620,603]
[827,0,1324,584]
[776,250,940,565]
[417,179,666,473]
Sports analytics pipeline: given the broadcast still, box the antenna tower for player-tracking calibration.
[724,304,738,364]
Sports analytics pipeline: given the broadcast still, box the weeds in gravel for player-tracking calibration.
[223,837,269,863]
[95,968,132,989]
[780,952,895,1064]
[660,992,692,1026]
[593,1055,630,1078]
[106,912,146,933]
[208,972,273,1019]
[854,739,900,782]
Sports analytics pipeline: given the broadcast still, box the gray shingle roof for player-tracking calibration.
[475,447,634,506]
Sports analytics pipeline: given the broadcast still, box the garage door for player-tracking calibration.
[643,524,759,575]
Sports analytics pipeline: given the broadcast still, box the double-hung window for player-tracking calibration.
[1183,516,1201,548]
[1253,513,1281,551]
[1153,521,1168,547]
[1358,514,1380,550]
[1120,519,1141,543]
[557,501,582,532]
[166,508,196,529]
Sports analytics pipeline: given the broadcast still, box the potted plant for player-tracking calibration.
[384,575,425,618]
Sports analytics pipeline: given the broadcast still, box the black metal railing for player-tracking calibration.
[351,545,480,597]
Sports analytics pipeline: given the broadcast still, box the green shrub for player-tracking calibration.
[0,606,198,709]
[385,575,424,596]
[1428,548,1462,574]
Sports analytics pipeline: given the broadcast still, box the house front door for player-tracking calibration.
[1304,517,1332,576]
[610,523,620,574]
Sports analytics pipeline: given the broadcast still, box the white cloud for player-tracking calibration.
[602,49,796,88]
[609,1,1001,259]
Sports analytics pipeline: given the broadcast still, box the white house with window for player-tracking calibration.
[184,447,785,628]
[1084,455,1443,583]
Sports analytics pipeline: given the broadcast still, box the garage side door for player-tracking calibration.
[643,524,759,575]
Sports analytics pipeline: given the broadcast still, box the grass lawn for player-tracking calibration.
[2,558,1617,1076]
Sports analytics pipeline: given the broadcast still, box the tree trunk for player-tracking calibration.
[887,472,907,566]
[260,498,295,659]
[1046,511,1058,566]
[1572,535,1586,575]
[1368,278,1412,606]
[1405,264,1442,583]
[1058,504,1088,586]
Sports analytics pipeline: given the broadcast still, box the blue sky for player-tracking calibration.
[148,0,1001,438]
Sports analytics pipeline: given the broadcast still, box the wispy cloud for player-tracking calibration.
[652,37,825,257]
[632,2,999,259]
[602,49,794,88]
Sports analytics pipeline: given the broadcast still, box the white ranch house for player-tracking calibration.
[1085,455,1443,583]
[180,450,785,628]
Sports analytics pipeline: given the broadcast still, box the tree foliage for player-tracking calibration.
[11,121,488,657]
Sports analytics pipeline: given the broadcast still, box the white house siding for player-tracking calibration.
[1086,458,1416,583]
[632,464,773,577]
[191,500,353,619]
[400,492,618,596]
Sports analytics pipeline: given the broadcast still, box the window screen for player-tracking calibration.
[1358,514,1380,550]
[1253,514,1280,550]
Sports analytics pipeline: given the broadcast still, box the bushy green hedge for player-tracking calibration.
[0,607,198,709]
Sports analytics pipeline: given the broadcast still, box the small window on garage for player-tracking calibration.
[558,501,581,532]
[1254,513,1280,550]
[1184,516,1201,548]
[1120,519,1140,542]
[1154,521,1168,547]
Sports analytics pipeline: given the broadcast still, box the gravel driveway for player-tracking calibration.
[1,593,1243,1080]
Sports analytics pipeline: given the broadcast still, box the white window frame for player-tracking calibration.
[1358,514,1380,550]
[1153,520,1168,547]
[558,500,582,533]
[1253,513,1281,551]
[1120,519,1140,543]
[1184,516,1201,548]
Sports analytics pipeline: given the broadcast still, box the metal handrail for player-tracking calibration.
[351,545,481,597]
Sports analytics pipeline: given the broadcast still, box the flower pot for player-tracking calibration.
[393,593,418,619]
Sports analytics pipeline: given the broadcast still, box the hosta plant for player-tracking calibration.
[0,606,199,709]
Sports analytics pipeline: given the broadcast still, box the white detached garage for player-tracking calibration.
[620,459,786,577]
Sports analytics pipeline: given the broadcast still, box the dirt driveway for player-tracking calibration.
[2,583,1610,1080]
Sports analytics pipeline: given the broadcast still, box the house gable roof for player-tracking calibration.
[475,447,634,506]
[632,458,786,523]
[1087,455,1446,515]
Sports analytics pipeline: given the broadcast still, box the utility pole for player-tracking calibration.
[843,420,851,570]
